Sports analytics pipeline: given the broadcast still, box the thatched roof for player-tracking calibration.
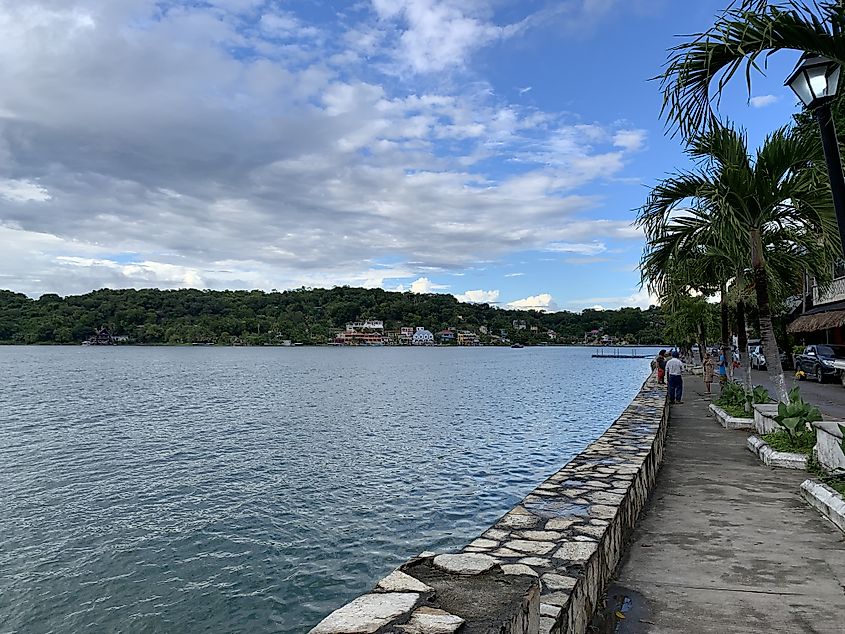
[788,310,845,333]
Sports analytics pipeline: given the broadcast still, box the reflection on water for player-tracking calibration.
[0,346,653,632]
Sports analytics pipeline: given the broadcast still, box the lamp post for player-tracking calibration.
[785,54,845,252]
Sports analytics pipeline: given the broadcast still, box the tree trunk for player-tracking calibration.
[751,229,788,403]
[720,280,730,348]
[697,321,706,363]
[736,298,752,410]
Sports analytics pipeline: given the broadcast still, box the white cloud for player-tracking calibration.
[0,1,647,298]
[750,94,779,108]
[504,272,524,277]
[612,129,647,152]
[0,179,51,202]
[371,0,518,74]
[456,288,499,303]
[567,289,658,311]
[409,277,449,293]
[507,293,556,310]
[545,241,607,255]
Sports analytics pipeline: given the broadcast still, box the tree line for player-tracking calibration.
[0,287,665,346]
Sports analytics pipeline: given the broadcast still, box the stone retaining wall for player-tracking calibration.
[310,373,669,634]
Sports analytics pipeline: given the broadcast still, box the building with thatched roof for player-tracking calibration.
[788,268,845,344]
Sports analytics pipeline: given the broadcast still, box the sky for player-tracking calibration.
[0,0,815,311]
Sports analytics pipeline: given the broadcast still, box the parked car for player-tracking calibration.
[749,345,792,370]
[793,344,845,382]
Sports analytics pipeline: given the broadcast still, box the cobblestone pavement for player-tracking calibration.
[610,381,845,633]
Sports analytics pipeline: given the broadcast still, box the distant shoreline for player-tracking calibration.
[0,342,665,348]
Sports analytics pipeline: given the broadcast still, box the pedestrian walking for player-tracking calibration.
[655,349,667,384]
[666,350,684,404]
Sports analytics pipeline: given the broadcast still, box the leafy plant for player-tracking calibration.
[751,385,770,405]
[774,387,822,442]
[716,382,746,409]
[762,430,816,456]
[807,453,845,498]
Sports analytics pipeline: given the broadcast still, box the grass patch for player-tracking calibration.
[807,454,845,497]
[761,430,815,455]
[718,403,752,418]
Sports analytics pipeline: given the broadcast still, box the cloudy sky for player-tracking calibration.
[0,0,809,310]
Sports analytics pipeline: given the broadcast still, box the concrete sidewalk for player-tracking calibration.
[609,377,845,633]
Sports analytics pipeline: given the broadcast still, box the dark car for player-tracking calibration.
[793,344,845,382]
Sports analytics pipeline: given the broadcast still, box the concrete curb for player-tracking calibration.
[709,404,754,430]
[800,479,845,534]
[309,373,669,634]
[746,435,807,470]
[752,404,780,435]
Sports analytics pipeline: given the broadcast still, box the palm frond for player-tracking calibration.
[660,1,845,137]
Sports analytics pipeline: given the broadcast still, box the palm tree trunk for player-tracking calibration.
[736,298,752,409]
[720,280,730,348]
[751,228,788,403]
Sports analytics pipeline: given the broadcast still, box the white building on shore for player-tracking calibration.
[412,327,434,346]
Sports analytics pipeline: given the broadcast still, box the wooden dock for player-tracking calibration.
[592,348,652,359]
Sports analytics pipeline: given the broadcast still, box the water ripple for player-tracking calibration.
[0,346,654,632]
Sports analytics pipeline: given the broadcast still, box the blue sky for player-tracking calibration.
[0,0,814,310]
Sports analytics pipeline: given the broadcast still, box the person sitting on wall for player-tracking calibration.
[666,350,684,404]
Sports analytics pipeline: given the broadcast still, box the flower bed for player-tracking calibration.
[709,403,754,430]
[746,435,807,470]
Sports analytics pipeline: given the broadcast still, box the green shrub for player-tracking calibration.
[774,387,821,443]
[807,454,845,497]
[762,430,815,455]
[715,383,770,416]
[751,385,770,405]
[716,382,746,409]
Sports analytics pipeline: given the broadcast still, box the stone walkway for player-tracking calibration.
[610,378,845,633]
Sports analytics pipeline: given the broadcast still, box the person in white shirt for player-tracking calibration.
[665,350,684,404]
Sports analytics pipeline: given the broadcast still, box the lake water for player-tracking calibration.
[0,346,655,632]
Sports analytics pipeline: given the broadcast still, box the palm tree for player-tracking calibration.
[639,124,838,401]
[660,0,845,136]
[640,209,754,391]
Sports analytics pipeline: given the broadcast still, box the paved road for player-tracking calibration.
[746,368,845,420]
[610,382,845,633]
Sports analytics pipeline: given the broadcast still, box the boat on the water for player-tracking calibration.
[510,343,524,349]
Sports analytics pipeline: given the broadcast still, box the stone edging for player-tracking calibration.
[709,404,754,430]
[752,404,779,435]
[746,435,807,470]
[310,373,669,634]
[800,479,845,534]
[812,422,845,473]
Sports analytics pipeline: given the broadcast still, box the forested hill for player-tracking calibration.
[0,287,664,345]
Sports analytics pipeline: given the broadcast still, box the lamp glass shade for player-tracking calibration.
[786,55,842,108]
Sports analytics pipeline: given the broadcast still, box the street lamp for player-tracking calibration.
[785,54,845,252]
